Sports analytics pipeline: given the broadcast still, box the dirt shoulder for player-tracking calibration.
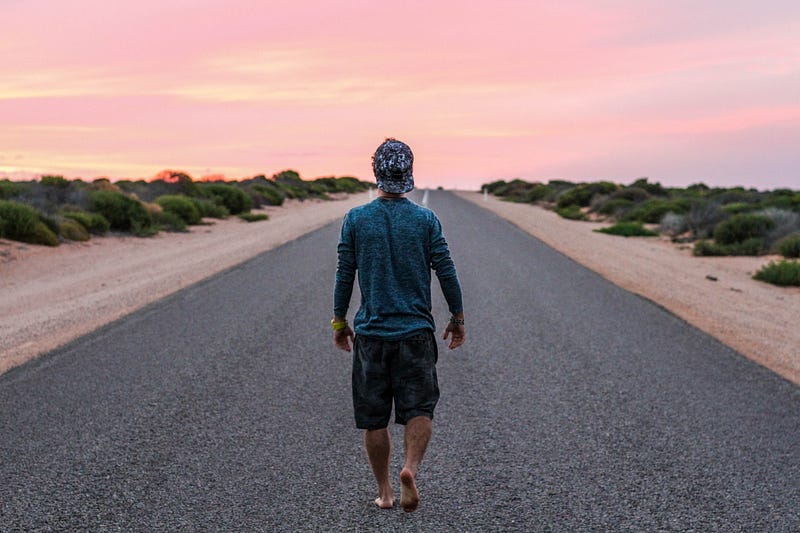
[456,191,799,385]
[0,193,369,375]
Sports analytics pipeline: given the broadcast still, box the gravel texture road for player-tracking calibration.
[1,190,798,531]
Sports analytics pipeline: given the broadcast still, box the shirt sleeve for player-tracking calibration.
[429,215,463,315]
[333,213,357,318]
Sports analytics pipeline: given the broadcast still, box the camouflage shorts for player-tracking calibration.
[352,330,440,430]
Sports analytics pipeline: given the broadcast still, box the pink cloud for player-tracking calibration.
[1,1,798,189]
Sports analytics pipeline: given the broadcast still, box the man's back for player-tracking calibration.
[334,197,460,339]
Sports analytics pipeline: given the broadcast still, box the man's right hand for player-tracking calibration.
[443,320,466,350]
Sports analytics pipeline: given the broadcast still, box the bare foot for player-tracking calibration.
[374,496,394,509]
[399,468,419,513]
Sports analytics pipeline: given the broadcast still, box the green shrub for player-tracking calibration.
[483,180,508,194]
[722,202,757,215]
[58,219,90,241]
[62,211,110,235]
[686,201,727,239]
[0,201,59,246]
[0,180,19,199]
[660,212,688,237]
[595,198,634,216]
[238,212,269,222]
[191,198,229,219]
[155,210,187,232]
[693,238,766,256]
[753,260,800,286]
[335,176,369,193]
[308,182,331,199]
[594,222,658,237]
[621,198,691,224]
[628,178,667,196]
[777,234,800,258]
[199,183,252,214]
[155,195,201,225]
[556,182,618,208]
[40,175,71,189]
[555,205,584,220]
[524,184,554,203]
[610,187,650,203]
[251,184,285,206]
[89,190,153,233]
[713,213,774,245]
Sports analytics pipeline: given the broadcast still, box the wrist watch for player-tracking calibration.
[331,319,348,331]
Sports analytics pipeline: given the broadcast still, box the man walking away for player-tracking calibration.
[332,138,465,513]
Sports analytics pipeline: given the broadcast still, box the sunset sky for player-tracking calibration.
[2,1,799,190]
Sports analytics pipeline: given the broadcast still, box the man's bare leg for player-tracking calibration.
[364,428,394,509]
[400,416,432,513]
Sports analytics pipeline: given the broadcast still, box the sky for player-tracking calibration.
[1,0,799,190]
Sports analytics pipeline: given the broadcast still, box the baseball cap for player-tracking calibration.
[372,138,414,194]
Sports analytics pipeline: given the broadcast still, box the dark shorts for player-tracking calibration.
[352,330,440,430]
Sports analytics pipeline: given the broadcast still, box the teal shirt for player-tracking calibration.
[334,197,463,339]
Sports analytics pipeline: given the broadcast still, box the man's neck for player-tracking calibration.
[377,190,405,199]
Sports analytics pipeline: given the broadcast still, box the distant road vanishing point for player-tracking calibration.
[1,190,798,531]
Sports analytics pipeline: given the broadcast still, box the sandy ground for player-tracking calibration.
[457,191,799,385]
[0,193,371,375]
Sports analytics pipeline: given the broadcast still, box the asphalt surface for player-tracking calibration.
[1,190,798,532]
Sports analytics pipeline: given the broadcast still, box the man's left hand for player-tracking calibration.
[334,325,355,352]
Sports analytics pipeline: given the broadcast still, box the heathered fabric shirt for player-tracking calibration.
[334,197,463,340]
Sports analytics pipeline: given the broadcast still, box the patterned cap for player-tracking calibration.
[372,138,414,194]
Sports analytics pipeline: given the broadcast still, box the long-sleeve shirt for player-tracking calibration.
[334,197,463,339]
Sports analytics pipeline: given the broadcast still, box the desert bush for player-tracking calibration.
[308,182,331,200]
[595,222,658,237]
[556,182,618,208]
[62,211,110,235]
[88,190,153,233]
[713,213,774,245]
[191,198,229,219]
[776,234,800,258]
[155,195,202,225]
[238,212,269,222]
[594,198,634,216]
[753,260,800,286]
[761,191,800,211]
[524,184,554,203]
[0,200,59,246]
[693,238,766,256]
[0,180,19,199]
[252,185,285,206]
[335,176,370,193]
[721,202,757,215]
[555,205,584,220]
[490,179,537,201]
[154,210,187,232]
[660,212,688,237]
[58,219,90,241]
[685,201,727,239]
[610,187,651,203]
[483,180,508,195]
[628,178,667,197]
[761,208,800,244]
[199,183,252,214]
[621,198,691,224]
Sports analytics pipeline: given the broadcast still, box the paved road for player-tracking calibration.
[1,190,798,531]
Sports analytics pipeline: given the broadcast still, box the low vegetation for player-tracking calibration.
[238,213,269,222]
[753,260,800,286]
[484,177,799,258]
[595,222,658,237]
[484,177,800,287]
[0,171,372,246]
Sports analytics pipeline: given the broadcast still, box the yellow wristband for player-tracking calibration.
[331,319,348,331]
